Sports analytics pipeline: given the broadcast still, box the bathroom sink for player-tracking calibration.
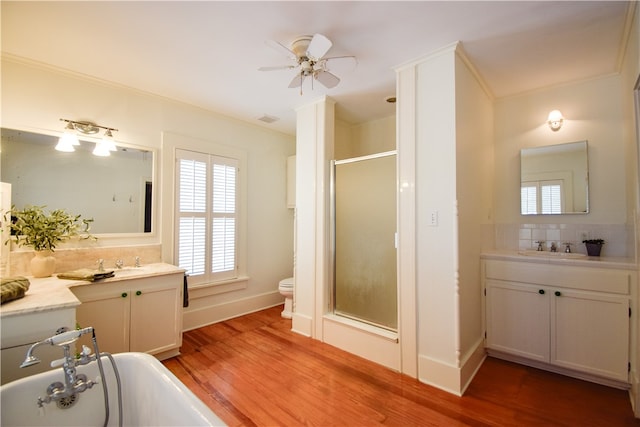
[518,251,587,259]
[113,266,151,277]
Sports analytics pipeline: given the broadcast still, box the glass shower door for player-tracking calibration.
[332,152,397,331]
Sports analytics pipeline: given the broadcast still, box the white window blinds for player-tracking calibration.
[176,149,238,284]
[521,180,564,215]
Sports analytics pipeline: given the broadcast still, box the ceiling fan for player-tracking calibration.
[259,33,357,93]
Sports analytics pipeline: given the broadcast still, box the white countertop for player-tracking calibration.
[1,263,185,318]
[481,249,637,270]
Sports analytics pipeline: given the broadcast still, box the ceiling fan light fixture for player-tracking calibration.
[260,33,356,94]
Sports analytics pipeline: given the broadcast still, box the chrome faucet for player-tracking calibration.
[115,259,124,269]
[97,259,105,272]
[550,242,557,252]
[563,242,572,253]
[535,241,545,251]
[20,327,97,408]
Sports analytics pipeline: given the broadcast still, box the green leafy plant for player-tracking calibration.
[3,205,95,252]
[582,239,605,245]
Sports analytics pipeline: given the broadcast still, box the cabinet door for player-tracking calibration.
[551,289,629,381]
[75,292,130,354]
[486,280,549,362]
[129,284,181,354]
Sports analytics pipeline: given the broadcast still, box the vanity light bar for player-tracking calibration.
[57,119,119,156]
[60,118,118,134]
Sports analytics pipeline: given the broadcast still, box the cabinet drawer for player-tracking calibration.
[485,260,631,295]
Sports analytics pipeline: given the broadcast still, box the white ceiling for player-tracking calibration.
[1,1,632,136]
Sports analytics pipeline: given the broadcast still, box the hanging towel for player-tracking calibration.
[1,276,30,304]
[183,273,189,308]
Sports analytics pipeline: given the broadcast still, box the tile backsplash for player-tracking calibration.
[7,244,162,277]
[494,223,634,258]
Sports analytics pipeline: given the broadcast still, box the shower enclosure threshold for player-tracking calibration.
[324,313,398,342]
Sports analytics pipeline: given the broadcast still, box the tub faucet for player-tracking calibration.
[20,327,98,408]
[535,241,545,251]
[115,259,124,269]
[563,242,572,253]
[550,242,557,252]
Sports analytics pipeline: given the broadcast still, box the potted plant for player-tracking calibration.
[3,205,95,277]
[582,238,605,257]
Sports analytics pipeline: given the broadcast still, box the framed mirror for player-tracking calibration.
[520,140,589,215]
[1,128,154,234]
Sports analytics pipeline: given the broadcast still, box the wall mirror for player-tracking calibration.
[520,140,589,215]
[1,128,154,234]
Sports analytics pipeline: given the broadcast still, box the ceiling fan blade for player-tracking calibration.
[315,70,340,89]
[306,33,332,60]
[288,73,304,88]
[322,56,358,73]
[265,39,297,60]
[258,65,296,71]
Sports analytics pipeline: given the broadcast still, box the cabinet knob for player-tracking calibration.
[136,290,142,296]
[121,292,128,298]
[555,291,562,297]
[538,289,545,295]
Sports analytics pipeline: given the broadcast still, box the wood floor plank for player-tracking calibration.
[164,305,640,426]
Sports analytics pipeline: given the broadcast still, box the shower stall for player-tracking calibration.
[331,151,397,331]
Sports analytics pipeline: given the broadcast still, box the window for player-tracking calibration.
[521,180,564,215]
[176,149,238,285]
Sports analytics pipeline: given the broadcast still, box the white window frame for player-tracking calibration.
[162,132,247,290]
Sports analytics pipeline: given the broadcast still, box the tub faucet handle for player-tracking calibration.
[134,256,141,268]
[535,241,545,251]
[563,242,572,253]
[97,259,105,272]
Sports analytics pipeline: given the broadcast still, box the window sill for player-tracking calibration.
[188,276,249,299]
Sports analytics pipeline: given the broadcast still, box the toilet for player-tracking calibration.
[278,277,294,319]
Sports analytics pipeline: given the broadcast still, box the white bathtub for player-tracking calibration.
[1,352,226,426]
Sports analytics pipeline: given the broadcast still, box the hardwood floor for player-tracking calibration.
[163,306,640,426]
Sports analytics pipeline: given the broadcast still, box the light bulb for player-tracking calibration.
[102,129,117,151]
[547,110,564,131]
[93,142,111,157]
[55,137,75,152]
[55,122,79,151]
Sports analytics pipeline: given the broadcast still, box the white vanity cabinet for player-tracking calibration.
[484,258,633,386]
[71,269,184,360]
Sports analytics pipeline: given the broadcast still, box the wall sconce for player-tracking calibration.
[57,118,119,156]
[547,110,564,131]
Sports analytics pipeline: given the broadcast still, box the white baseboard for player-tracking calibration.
[183,291,283,331]
[627,369,639,417]
[460,339,487,394]
[418,354,463,396]
[418,338,486,396]
[292,312,313,337]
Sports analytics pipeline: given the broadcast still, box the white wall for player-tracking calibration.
[1,56,296,328]
[494,74,627,226]
[413,45,460,392]
[454,53,494,387]
[619,2,640,415]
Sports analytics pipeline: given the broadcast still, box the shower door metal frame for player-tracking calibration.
[329,150,398,332]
